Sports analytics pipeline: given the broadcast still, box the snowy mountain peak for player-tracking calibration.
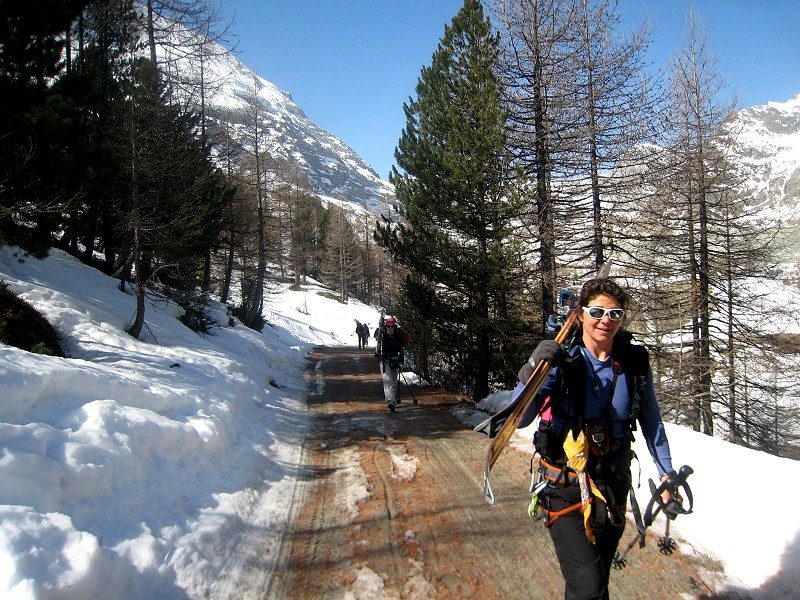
[742,94,800,136]
[766,93,800,112]
[193,38,394,215]
[177,25,797,228]
[724,94,800,217]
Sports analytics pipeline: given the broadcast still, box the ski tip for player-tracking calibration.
[484,476,495,505]
[473,416,492,436]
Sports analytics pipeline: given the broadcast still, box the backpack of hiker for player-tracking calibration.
[397,325,411,348]
[528,332,651,536]
[479,276,689,599]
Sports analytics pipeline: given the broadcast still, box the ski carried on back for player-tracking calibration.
[475,308,579,504]
[475,262,611,505]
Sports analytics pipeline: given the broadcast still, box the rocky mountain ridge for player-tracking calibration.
[191,33,799,230]
[194,37,394,216]
[724,94,800,224]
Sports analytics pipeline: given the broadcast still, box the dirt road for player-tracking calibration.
[266,346,718,598]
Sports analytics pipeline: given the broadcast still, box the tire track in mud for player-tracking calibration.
[267,346,717,599]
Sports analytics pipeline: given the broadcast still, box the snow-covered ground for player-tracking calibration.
[0,246,798,598]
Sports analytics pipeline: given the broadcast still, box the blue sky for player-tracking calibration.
[221,1,800,181]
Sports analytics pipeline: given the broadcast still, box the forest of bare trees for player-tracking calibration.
[2,0,798,457]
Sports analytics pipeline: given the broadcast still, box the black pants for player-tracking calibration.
[545,483,626,600]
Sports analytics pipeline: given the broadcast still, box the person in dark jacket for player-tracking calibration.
[360,322,370,349]
[375,316,406,412]
[514,278,681,600]
[355,320,365,349]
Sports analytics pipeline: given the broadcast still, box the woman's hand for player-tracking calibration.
[660,474,683,506]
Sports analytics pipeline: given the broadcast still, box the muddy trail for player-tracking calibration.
[266,346,719,598]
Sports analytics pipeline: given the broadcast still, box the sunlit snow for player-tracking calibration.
[1,246,799,598]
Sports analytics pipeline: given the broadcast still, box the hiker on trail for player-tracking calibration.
[515,278,681,600]
[375,316,409,412]
[359,322,370,349]
[355,320,366,349]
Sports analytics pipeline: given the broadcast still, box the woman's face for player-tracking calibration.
[580,293,623,347]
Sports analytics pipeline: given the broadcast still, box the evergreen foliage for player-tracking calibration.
[378,0,525,400]
[1,2,232,339]
[120,58,228,292]
[0,0,93,255]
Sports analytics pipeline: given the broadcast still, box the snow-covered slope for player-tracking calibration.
[1,246,800,598]
[0,245,383,598]
[723,94,800,220]
[178,39,394,215]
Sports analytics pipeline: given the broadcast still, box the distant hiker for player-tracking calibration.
[515,278,681,600]
[356,321,369,348]
[354,320,366,349]
[375,316,409,412]
[359,322,370,349]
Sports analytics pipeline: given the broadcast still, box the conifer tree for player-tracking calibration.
[378,0,523,400]
[116,57,228,338]
[235,75,277,329]
[615,9,790,448]
[320,202,361,304]
[493,0,570,327]
[60,0,142,272]
[0,0,93,255]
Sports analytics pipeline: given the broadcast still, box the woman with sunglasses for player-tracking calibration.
[514,277,679,600]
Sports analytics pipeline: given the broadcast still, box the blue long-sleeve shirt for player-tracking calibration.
[514,347,674,477]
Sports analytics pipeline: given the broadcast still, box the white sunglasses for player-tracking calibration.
[582,306,625,321]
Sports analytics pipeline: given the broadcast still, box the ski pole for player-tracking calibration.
[643,465,694,526]
[612,465,694,569]
[396,366,401,405]
[613,502,665,569]
[658,515,676,555]
[399,370,418,404]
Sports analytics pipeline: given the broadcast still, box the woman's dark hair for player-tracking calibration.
[577,278,629,311]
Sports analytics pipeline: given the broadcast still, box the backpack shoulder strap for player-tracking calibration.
[558,344,587,437]
[616,339,649,428]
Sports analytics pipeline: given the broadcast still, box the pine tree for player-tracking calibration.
[493,0,571,327]
[58,0,142,272]
[289,189,323,289]
[235,75,277,329]
[0,0,93,255]
[378,0,523,400]
[616,9,790,447]
[115,57,228,338]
